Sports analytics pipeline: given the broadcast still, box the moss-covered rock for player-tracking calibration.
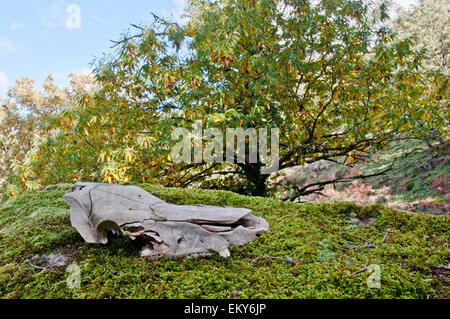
[0,183,448,298]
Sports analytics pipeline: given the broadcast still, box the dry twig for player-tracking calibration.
[340,228,392,251]
[347,266,368,278]
[25,260,53,270]
[251,255,297,265]
[381,228,392,244]
[339,243,377,250]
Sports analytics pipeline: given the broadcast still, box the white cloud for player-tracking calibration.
[173,0,188,10]
[9,22,26,31]
[36,0,81,29]
[387,0,421,19]
[161,0,188,24]
[0,40,18,55]
[38,0,67,28]
[394,0,420,9]
[0,71,9,96]
[80,67,93,76]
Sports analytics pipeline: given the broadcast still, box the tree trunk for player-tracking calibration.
[241,163,268,197]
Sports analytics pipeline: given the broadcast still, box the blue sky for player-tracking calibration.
[0,0,187,97]
[0,0,418,98]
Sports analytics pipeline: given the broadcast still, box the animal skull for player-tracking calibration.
[63,182,269,258]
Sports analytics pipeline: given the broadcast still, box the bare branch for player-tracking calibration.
[286,158,397,202]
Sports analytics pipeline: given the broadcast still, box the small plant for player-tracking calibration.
[316,239,339,262]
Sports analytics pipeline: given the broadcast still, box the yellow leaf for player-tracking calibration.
[125,151,133,163]
[423,112,431,121]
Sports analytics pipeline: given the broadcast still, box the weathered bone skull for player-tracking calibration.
[63,182,269,258]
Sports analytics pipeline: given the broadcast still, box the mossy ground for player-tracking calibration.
[359,140,449,210]
[277,140,449,215]
[0,183,448,298]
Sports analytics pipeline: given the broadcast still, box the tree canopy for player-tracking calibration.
[0,74,96,197]
[7,0,448,198]
[392,0,449,75]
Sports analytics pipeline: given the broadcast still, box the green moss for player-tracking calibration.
[0,183,448,299]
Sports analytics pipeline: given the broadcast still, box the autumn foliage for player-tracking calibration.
[1,0,448,198]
